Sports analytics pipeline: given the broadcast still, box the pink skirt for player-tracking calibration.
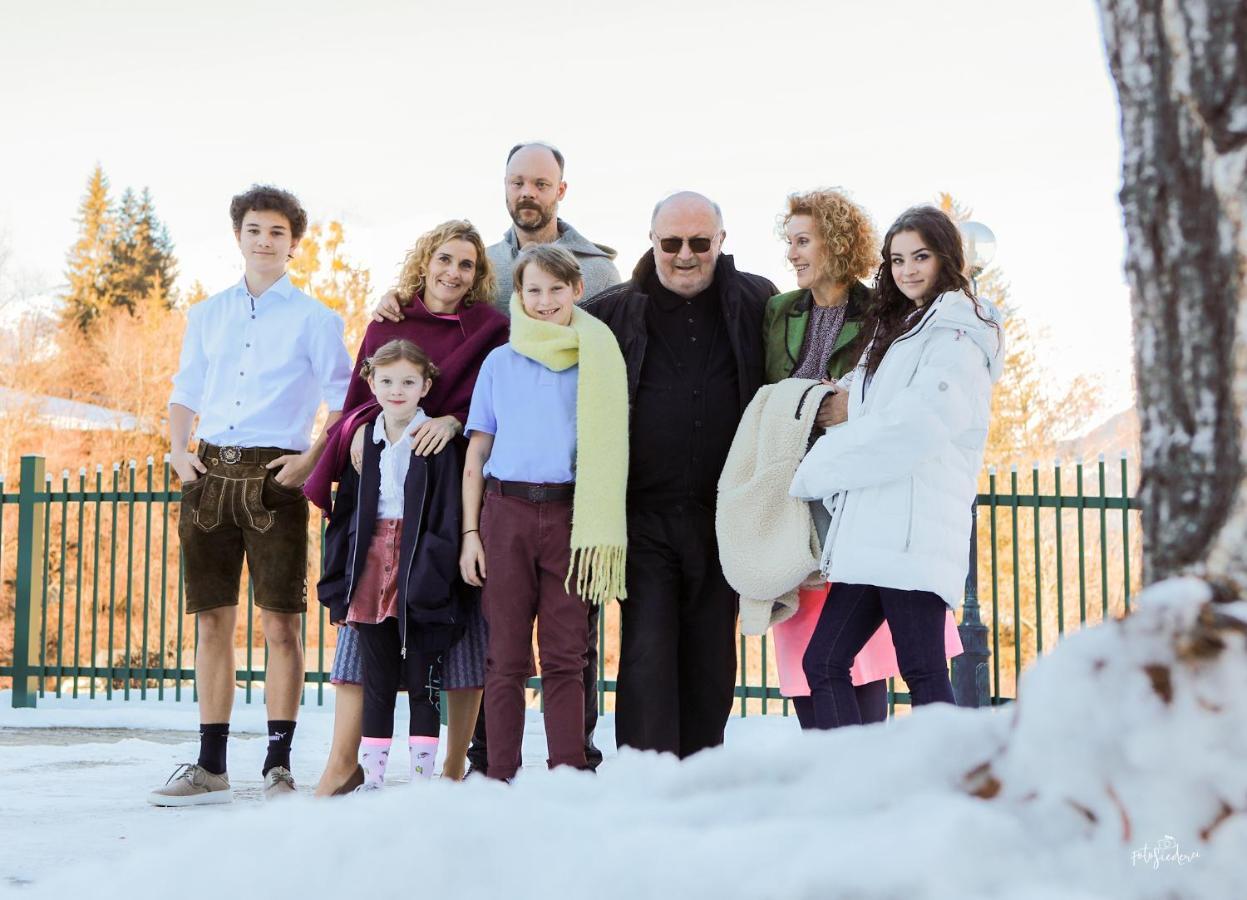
[346,519,403,625]
[773,583,965,696]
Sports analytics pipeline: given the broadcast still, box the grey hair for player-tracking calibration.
[650,191,724,230]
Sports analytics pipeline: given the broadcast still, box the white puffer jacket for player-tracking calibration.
[789,290,1005,611]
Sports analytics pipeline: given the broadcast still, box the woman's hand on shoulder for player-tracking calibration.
[459,532,486,586]
[411,415,461,457]
[349,425,366,473]
[371,290,404,323]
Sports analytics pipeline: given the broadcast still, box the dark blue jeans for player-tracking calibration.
[803,583,955,728]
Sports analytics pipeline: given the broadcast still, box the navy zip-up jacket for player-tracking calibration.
[317,420,468,654]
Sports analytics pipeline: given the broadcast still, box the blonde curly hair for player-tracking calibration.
[779,189,879,287]
[395,219,496,308]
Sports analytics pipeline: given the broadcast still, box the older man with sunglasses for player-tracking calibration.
[582,191,774,759]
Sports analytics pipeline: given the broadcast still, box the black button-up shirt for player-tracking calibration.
[628,273,740,511]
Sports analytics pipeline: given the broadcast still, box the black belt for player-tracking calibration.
[198,442,290,466]
[486,478,574,503]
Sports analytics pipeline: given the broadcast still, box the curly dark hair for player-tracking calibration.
[858,205,992,377]
[229,185,308,242]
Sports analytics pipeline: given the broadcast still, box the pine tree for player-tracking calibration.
[106,187,177,313]
[63,165,116,330]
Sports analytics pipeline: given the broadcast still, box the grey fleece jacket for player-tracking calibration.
[485,218,621,315]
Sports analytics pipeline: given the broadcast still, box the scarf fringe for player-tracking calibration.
[565,544,628,606]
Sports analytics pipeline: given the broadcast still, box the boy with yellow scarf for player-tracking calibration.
[459,245,628,781]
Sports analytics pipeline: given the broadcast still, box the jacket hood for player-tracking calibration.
[921,290,1006,383]
[503,219,617,261]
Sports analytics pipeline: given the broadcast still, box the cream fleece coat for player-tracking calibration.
[717,377,835,635]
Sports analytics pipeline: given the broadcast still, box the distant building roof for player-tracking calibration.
[0,386,149,432]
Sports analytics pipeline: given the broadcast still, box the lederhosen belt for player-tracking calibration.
[198,442,291,467]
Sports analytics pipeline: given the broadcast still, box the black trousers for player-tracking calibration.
[465,601,601,773]
[803,583,955,729]
[356,619,443,740]
[615,506,738,758]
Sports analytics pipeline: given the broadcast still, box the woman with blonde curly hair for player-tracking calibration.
[763,190,961,729]
[304,219,509,792]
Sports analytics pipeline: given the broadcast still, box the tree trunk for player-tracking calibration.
[1097,0,1247,584]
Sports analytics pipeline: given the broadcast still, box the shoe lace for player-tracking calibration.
[269,768,295,788]
[164,763,200,787]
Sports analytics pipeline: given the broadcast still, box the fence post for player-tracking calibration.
[952,502,991,707]
[12,455,47,708]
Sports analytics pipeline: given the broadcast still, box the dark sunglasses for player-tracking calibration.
[657,236,714,254]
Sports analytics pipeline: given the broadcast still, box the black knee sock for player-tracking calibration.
[198,723,229,775]
[263,720,296,775]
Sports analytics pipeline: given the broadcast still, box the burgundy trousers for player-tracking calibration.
[481,489,589,780]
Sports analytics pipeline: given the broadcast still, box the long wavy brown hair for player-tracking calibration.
[857,206,993,377]
[395,219,496,308]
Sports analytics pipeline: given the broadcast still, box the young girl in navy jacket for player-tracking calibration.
[318,339,466,789]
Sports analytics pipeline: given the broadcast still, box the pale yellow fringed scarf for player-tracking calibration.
[508,294,629,604]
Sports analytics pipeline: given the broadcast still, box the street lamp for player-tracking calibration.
[951,218,996,709]
[959,220,997,293]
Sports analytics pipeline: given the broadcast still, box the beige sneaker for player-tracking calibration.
[263,766,297,800]
[148,764,231,807]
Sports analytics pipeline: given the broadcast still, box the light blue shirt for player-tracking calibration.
[170,274,351,451]
[465,345,578,484]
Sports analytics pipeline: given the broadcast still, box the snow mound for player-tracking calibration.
[7,578,1241,899]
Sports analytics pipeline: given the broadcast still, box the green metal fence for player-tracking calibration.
[0,453,1140,713]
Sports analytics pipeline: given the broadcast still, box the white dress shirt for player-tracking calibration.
[374,409,429,519]
[170,274,352,451]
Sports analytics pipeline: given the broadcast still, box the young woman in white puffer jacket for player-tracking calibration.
[790,205,1005,728]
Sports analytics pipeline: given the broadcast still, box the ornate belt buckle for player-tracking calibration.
[526,484,546,502]
[219,446,243,465]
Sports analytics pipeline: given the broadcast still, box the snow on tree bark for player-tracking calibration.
[1097,0,1247,583]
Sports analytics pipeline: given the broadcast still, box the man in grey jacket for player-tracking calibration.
[372,142,619,317]
[487,142,620,307]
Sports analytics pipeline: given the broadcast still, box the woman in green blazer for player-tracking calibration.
[763,189,877,384]
[763,188,888,727]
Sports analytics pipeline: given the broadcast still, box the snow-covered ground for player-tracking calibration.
[1,582,1241,899]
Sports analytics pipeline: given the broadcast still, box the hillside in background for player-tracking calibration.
[1058,405,1140,464]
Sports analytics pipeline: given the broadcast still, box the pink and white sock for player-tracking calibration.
[409,736,438,781]
[361,737,392,788]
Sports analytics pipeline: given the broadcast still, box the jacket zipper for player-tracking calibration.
[344,457,366,603]
[820,494,846,575]
[399,464,429,660]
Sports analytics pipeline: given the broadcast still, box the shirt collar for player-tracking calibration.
[372,409,429,446]
[237,273,295,304]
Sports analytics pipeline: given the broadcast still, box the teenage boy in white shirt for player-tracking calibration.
[150,185,352,805]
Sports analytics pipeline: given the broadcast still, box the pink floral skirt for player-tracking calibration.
[773,583,965,696]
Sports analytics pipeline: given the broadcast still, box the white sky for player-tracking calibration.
[0,0,1133,413]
